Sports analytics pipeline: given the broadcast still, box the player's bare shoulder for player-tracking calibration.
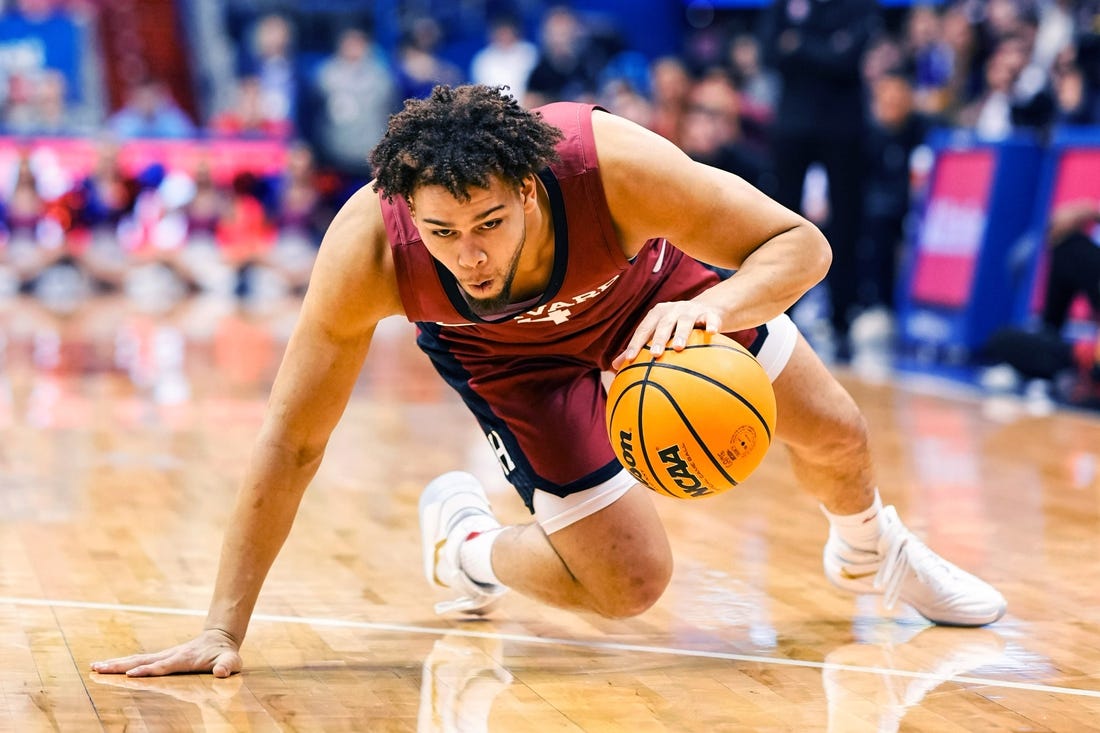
[304,184,405,333]
[589,110,683,205]
[589,109,712,255]
[590,108,810,269]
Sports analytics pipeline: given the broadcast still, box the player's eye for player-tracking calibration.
[431,229,455,238]
[480,219,502,230]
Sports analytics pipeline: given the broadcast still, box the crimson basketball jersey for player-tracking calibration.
[380,101,704,370]
[378,102,761,506]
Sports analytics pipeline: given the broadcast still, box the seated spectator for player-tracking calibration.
[69,139,139,289]
[598,77,653,130]
[955,34,1054,140]
[266,187,320,291]
[108,77,196,139]
[1040,201,1100,343]
[647,55,691,146]
[982,200,1100,409]
[265,140,327,245]
[172,162,235,296]
[209,74,293,139]
[394,17,464,101]
[0,0,90,120]
[903,4,954,115]
[863,34,907,89]
[239,12,298,137]
[525,6,601,106]
[469,15,538,102]
[4,69,96,136]
[183,161,224,242]
[1050,45,1099,125]
[1,150,83,305]
[176,170,297,302]
[102,163,197,306]
[726,33,777,142]
[218,171,267,239]
[4,153,48,248]
[941,2,983,116]
[73,140,137,235]
[311,27,395,181]
[678,71,772,193]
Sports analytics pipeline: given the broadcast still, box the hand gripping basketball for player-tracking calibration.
[606,330,776,499]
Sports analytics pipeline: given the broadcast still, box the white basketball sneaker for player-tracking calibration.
[824,506,1006,626]
[420,471,508,615]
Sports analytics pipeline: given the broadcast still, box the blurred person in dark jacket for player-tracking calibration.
[679,71,773,195]
[760,0,881,360]
[859,69,934,321]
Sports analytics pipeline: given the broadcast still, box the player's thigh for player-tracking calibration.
[770,333,868,453]
[543,483,672,607]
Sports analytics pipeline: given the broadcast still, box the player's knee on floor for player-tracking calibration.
[535,479,673,618]
[585,553,673,619]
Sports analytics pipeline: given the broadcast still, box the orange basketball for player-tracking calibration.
[606,330,776,499]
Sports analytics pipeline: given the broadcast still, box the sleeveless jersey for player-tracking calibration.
[376,102,773,505]
[380,101,704,370]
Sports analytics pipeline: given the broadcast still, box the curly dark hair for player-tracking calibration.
[370,85,563,202]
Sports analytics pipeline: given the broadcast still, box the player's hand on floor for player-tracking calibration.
[90,628,242,678]
[612,300,721,370]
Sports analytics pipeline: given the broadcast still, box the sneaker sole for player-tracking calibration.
[916,600,1007,628]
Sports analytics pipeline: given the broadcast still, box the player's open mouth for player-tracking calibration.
[466,279,493,293]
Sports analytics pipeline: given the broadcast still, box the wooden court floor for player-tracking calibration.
[2,294,1100,732]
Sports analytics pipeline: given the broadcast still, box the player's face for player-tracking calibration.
[410,175,538,317]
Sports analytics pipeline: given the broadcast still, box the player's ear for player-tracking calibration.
[519,174,538,211]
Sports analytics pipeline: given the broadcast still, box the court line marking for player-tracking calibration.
[5,595,1099,700]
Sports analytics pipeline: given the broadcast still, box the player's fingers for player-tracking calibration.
[90,652,170,675]
[647,310,683,357]
[123,658,180,678]
[670,312,707,350]
[616,311,664,367]
[666,304,721,351]
[124,650,200,678]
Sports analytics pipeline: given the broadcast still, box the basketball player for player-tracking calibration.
[92,85,1004,678]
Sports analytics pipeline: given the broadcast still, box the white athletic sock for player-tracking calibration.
[459,527,504,587]
[821,489,884,553]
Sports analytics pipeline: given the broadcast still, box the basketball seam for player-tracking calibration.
[634,362,773,441]
[642,380,741,492]
[607,379,678,497]
[636,360,681,497]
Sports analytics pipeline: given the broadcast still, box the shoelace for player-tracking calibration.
[874,529,910,610]
[874,514,958,610]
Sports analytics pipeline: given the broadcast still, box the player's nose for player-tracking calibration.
[456,242,488,269]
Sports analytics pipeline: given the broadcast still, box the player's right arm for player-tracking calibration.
[91,185,405,678]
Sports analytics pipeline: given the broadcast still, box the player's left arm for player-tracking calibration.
[593,110,831,367]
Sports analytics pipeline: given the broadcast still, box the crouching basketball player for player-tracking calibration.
[92,86,1004,679]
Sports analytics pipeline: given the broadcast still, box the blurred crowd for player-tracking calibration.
[0,0,1096,338]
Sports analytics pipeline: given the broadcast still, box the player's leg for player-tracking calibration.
[770,330,1006,626]
[415,335,674,619]
[421,470,671,618]
[494,481,672,618]
[770,332,876,514]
